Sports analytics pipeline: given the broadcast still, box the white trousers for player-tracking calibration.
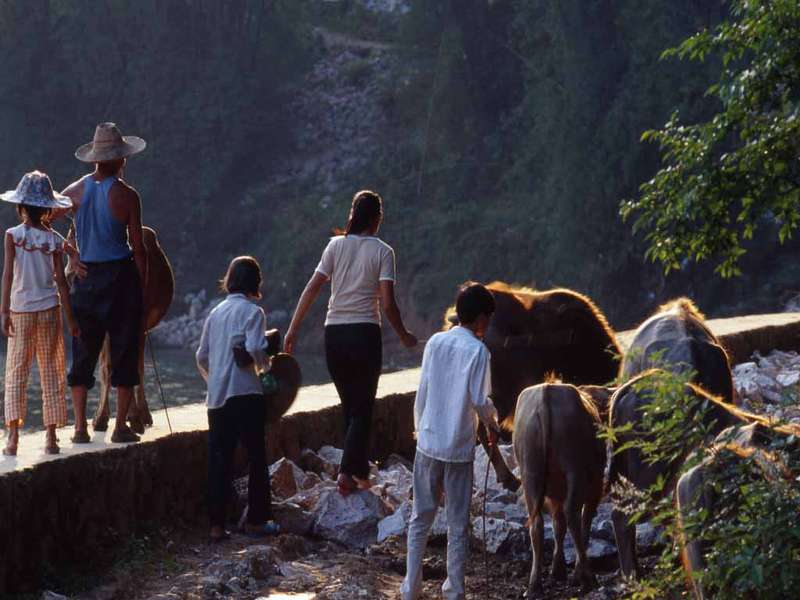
[400,451,474,600]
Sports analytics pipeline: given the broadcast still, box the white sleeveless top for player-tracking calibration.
[7,224,63,313]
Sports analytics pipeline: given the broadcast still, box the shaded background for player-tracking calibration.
[1,0,798,365]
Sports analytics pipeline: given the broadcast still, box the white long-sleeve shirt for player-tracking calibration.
[414,326,500,463]
[196,294,269,410]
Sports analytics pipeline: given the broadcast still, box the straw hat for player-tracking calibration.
[75,122,146,163]
[0,171,71,208]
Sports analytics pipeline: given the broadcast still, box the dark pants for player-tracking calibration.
[207,394,271,528]
[67,257,142,389]
[325,323,382,480]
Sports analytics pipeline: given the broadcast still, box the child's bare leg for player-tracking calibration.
[72,386,87,430]
[4,422,18,455]
[45,425,58,453]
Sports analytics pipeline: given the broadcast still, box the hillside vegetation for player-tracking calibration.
[1,0,797,346]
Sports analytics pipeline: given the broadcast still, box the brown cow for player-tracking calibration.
[607,371,744,578]
[92,226,174,432]
[445,282,621,491]
[509,383,612,596]
[676,421,798,599]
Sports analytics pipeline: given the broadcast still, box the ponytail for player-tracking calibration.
[334,190,383,236]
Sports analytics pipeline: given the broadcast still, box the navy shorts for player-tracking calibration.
[67,258,143,390]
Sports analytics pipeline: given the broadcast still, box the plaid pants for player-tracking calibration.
[4,306,68,427]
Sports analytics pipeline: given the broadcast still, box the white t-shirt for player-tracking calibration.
[315,235,396,326]
[7,224,63,313]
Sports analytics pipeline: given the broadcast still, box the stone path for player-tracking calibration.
[2,312,798,477]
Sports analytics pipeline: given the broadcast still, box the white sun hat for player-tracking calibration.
[0,171,72,208]
[75,122,146,163]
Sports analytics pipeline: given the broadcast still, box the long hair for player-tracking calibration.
[335,190,383,236]
[17,204,51,227]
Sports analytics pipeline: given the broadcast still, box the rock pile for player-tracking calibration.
[234,445,658,566]
[733,350,800,422]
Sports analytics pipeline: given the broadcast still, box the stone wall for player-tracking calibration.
[0,392,415,594]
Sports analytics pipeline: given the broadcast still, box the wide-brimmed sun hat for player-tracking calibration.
[75,122,146,163]
[0,171,72,208]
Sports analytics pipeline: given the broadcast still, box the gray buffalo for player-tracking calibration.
[607,371,743,578]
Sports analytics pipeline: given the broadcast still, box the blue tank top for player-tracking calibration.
[75,175,132,262]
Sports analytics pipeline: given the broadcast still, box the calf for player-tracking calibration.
[676,422,797,599]
[510,383,609,596]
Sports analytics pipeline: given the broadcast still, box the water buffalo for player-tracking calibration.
[607,370,743,578]
[676,421,798,599]
[510,383,612,596]
[621,298,733,404]
[445,282,621,490]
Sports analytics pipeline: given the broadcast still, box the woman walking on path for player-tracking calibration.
[0,172,80,455]
[196,256,279,542]
[284,190,417,494]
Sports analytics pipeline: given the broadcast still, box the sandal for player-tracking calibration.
[352,475,373,490]
[337,473,357,496]
[71,430,91,444]
[110,426,140,444]
[209,530,231,544]
[245,522,280,538]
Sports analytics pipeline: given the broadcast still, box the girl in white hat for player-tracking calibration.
[0,171,80,455]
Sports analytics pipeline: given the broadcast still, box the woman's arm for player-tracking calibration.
[284,271,328,354]
[379,280,417,348]
[1,233,14,337]
[53,251,80,338]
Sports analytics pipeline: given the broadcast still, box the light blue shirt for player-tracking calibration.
[414,326,500,463]
[196,294,268,410]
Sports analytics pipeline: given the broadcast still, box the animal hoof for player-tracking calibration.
[550,564,567,583]
[502,475,521,493]
[523,582,543,598]
[572,573,597,593]
[92,415,109,432]
[128,416,145,435]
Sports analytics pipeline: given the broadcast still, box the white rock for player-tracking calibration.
[318,446,344,468]
[41,593,69,600]
[269,458,309,499]
[313,488,388,548]
[777,370,800,387]
[377,500,412,542]
[471,516,527,554]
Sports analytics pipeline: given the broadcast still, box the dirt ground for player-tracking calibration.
[56,524,646,600]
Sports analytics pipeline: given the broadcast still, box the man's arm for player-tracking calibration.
[125,187,147,290]
[53,178,84,221]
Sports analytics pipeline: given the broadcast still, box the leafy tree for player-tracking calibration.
[623,0,800,277]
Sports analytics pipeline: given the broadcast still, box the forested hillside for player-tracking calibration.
[1,0,797,343]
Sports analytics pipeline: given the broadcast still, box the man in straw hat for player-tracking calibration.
[60,122,147,444]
